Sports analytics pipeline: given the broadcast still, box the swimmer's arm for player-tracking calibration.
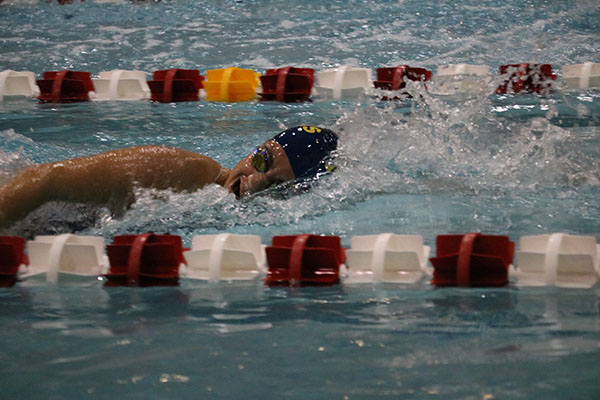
[0,145,227,228]
[0,163,54,229]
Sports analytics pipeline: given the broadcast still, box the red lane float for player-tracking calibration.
[148,69,204,102]
[265,234,344,286]
[495,63,556,94]
[104,234,183,286]
[0,236,27,287]
[374,65,432,93]
[37,70,94,102]
[429,233,514,287]
[259,67,314,102]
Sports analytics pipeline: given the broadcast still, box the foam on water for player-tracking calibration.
[77,92,598,244]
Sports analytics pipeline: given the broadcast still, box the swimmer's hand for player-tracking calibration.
[0,145,227,229]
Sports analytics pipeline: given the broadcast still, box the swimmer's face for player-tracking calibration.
[225,139,295,198]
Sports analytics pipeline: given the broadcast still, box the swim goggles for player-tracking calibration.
[252,145,271,173]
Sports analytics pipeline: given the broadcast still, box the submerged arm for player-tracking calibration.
[0,145,228,228]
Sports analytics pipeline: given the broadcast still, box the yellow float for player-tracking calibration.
[204,67,260,102]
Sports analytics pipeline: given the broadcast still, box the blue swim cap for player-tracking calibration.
[273,126,338,179]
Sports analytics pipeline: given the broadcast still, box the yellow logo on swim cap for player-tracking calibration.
[301,126,322,134]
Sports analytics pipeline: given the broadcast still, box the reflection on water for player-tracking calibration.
[2,280,599,398]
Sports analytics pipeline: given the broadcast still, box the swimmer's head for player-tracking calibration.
[272,126,338,179]
[224,126,338,198]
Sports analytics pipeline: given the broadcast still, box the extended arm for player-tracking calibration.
[0,145,228,228]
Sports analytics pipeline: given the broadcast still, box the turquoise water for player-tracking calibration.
[1,1,599,398]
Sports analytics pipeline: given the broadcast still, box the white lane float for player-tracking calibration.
[344,233,431,283]
[561,62,600,90]
[315,66,372,99]
[512,233,599,288]
[25,234,108,282]
[0,70,40,101]
[91,69,151,101]
[431,64,491,95]
[182,233,265,281]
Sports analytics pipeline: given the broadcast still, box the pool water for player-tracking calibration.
[1,0,599,398]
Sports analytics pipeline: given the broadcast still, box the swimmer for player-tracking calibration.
[0,126,338,229]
